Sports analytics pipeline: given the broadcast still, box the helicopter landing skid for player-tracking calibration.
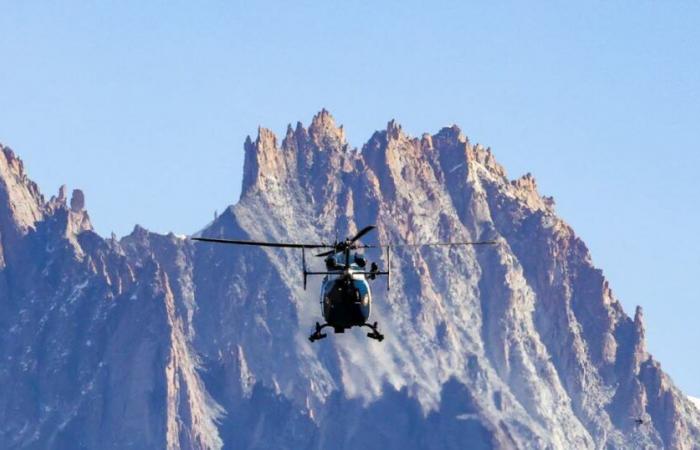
[309,322,385,342]
[309,322,330,342]
[362,322,385,342]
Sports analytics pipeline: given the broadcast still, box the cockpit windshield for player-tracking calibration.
[325,253,364,271]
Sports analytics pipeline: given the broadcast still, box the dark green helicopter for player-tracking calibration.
[192,225,495,342]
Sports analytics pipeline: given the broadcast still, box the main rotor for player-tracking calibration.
[314,225,376,257]
[192,224,498,290]
[192,224,496,251]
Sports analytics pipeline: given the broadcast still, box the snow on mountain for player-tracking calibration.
[690,397,700,410]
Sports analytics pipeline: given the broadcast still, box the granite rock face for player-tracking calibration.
[1,114,699,449]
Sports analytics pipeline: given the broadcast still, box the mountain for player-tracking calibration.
[1,111,699,449]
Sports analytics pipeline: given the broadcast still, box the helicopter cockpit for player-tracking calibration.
[324,253,367,271]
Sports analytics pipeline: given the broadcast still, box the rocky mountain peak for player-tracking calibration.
[420,133,434,150]
[45,184,94,238]
[634,305,645,333]
[241,128,285,198]
[256,126,278,150]
[0,143,46,269]
[510,173,554,212]
[242,111,359,211]
[70,189,85,213]
[67,189,93,235]
[308,108,346,148]
[58,184,68,203]
[284,123,295,142]
[0,143,45,232]
[434,124,466,144]
[386,119,404,141]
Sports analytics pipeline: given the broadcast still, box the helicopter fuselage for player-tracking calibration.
[320,262,372,333]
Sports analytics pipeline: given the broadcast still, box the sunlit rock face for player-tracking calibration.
[1,113,699,450]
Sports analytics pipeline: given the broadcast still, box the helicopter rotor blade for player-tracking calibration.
[191,237,332,249]
[349,225,376,244]
[359,240,498,249]
[393,240,498,247]
[314,225,377,257]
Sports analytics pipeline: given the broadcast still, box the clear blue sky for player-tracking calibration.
[1,2,698,395]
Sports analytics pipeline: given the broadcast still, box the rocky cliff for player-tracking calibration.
[1,111,699,449]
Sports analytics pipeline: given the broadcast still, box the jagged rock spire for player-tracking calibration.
[0,144,45,232]
[308,108,346,149]
[241,110,352,203]
[70,189,85,213]
[0,144,46,268]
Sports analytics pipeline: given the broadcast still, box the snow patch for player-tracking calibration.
[689,396,700,409]
[67,280,89,304]
[448,162,465,173]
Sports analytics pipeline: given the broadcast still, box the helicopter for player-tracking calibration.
[192,225,496,342]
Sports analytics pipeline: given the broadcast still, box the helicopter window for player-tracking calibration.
[325,256,338,270]
[352,279,369,298]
